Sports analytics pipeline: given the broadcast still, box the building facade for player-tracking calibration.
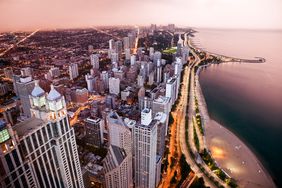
[0,83,84,188]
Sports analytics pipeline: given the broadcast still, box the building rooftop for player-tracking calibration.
[154,96,170,104]
[111,145,126,165]
[13,118,45,138]
[47,84,61,101]
[167,77,176,84]
[31,80,45,97]
[154,112,167,123]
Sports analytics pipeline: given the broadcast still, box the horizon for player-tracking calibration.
[1,25,282,33]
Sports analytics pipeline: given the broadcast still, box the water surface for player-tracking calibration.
[196,29,282,187]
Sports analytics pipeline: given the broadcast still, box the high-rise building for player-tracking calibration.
[0,84,84,188]
[3,67,13,80]
[153,112,167,157]
[184,33,188,47]
[167,24,175,32]
[127,33,135,49]
[150,24,157,33]
[106,111,132,154]
[0,83,8,96]
[137,75,144,88]
[69,63,79,80]
[110,52,119,64]
[49,66,60,78]
[166,77,178,104]
[174,57,183,76]
[109,39,115,50]
[130,55,136,66]
[20,67,33,78]
[123,37,130,50]
[153,51,162,65]
[15,76,35,117]
[113,69,124,80]
[115,41,123,55]
[152,96,171,134]
[90,54,99,69]
[182,46,190,63]
[103,145,132,188]
[101,71,109,89]
[104,111,133,188]
[85,74,95,92]
[88,45,94,53]
[156,59,162,83]
[125,48,131,60]
[133,108,158,188]
[149,47,154,60]
[109,77,120,95]
[84,117,104,147]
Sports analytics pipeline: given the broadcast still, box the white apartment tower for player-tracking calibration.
[69,63,79,80]
[85,74,95,92]
[133,108,158,188]
[109,77,120,95]
[90,54,100,69]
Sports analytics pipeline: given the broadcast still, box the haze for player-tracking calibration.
[0,0,282,32]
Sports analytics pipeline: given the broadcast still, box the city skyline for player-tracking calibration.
[0,0,282,32]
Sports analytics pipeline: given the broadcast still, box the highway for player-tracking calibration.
[0,29,40,57]
[133,26,139,54]
[178,52,218,188]
[91,26,121,40]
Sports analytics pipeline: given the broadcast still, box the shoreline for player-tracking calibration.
[196,65,276,187]
[205,119,276,188]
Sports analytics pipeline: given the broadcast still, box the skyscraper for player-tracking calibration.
[103,145,132,188]
[156,59,162,83]
[133,108,158,188]
[15,76,35,117]
[109,39,115,50]
[165,77,178,105]
[152,96,171,134]
[0,83,84,188]
[101,71,109,89]
[104,111,133,188]
[84,117,104,147]
[123,37,130,50]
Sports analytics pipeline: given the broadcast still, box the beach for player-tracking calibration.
[205,120,276,188]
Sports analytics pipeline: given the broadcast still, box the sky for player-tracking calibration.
[0,0,282,32]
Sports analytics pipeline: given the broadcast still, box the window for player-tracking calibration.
[0,129,10,143]
[5,154,14,172]
[12,150,20,167]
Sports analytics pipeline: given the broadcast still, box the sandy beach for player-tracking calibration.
[205,120,276,188]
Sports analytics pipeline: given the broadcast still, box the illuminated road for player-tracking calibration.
[178,61,217,188]
[181,44,228,187]
[91,26,121,40]
[133,26,139,54]
[159,80,185,187]
[69,95,105,126]
[0,29,39,57]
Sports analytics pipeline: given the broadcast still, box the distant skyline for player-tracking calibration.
[0,0,282,32]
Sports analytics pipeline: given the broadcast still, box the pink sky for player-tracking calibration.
[0,0,281,32]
